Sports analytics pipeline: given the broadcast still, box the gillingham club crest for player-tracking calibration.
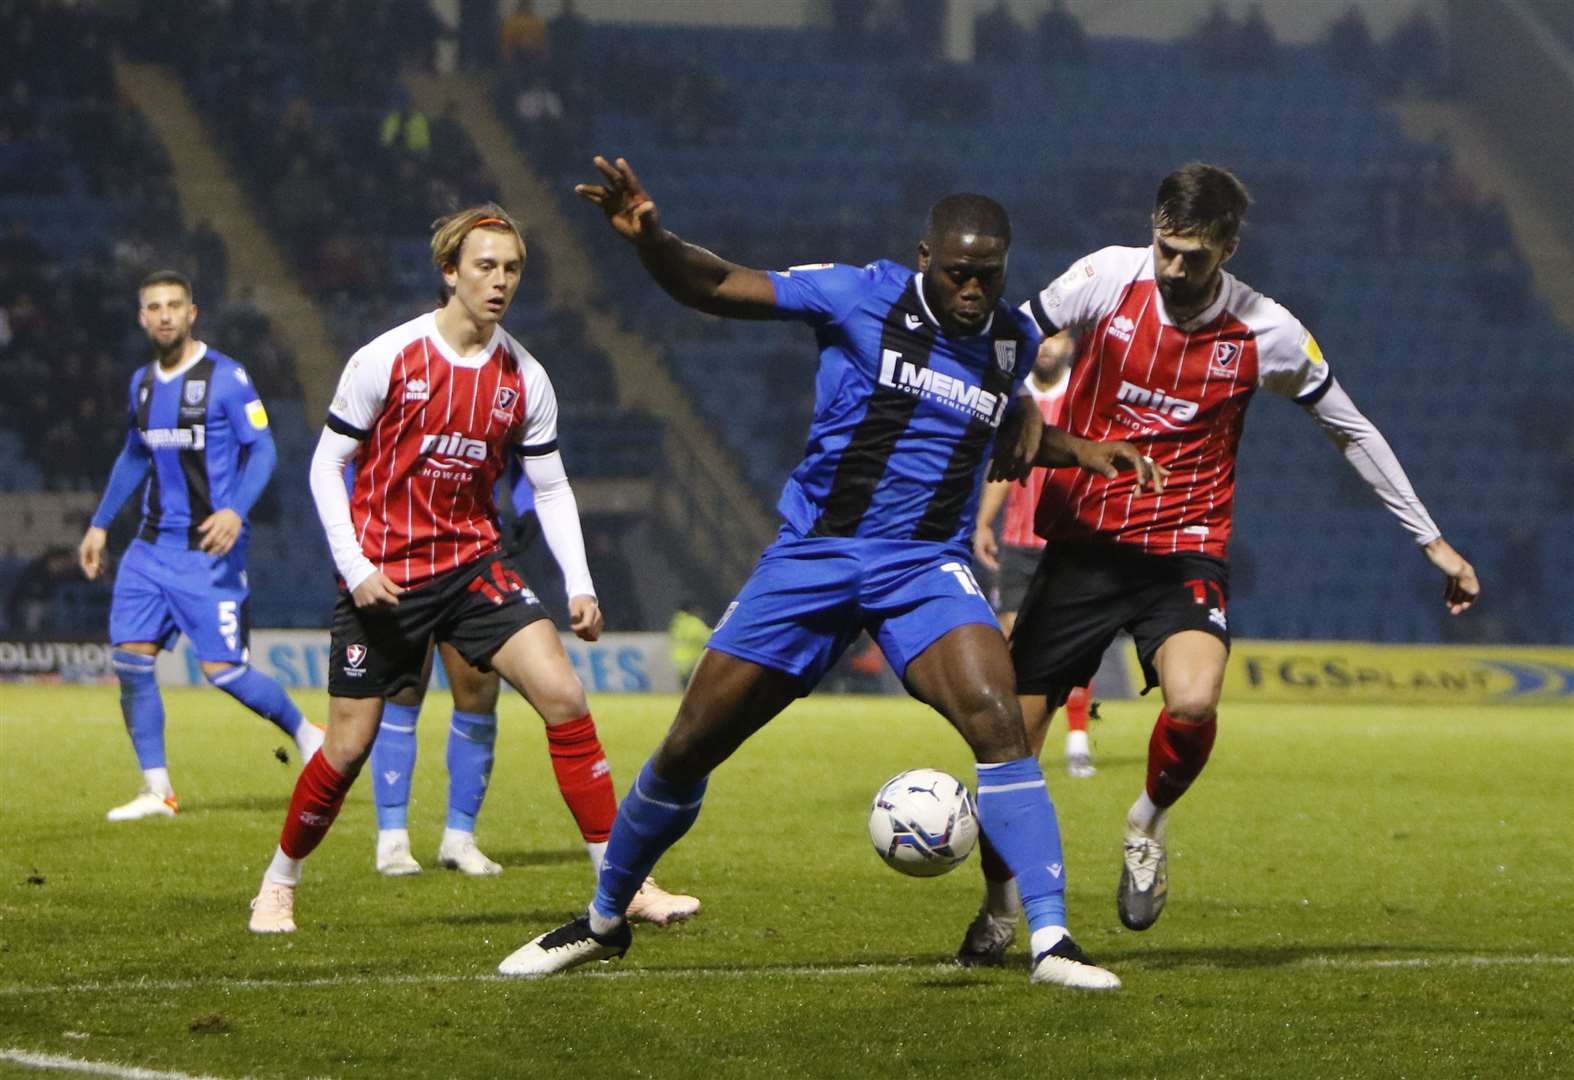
[993,340,1017,373]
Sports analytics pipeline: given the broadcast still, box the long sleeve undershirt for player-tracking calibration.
[1303,378,1441,546]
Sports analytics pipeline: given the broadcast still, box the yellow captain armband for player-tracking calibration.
[245,400,270,430]
[1302,332,1325,365]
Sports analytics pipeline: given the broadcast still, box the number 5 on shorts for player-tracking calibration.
[218,599,239,650]
[939,561,981,596]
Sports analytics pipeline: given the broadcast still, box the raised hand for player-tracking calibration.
[574,156,661,243]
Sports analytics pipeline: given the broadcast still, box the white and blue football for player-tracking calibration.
[868,768,979,877]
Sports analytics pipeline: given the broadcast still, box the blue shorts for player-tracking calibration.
[706,535,1000,690]
[109,539,251,663]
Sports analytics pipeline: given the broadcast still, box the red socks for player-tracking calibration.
[279,751,355,860]
[546,714,617,843]
[1145,708,1217,809]
[1064,684,1090,732]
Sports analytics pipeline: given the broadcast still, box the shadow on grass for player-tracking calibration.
[192,796,287,813]
[486,848,587,869]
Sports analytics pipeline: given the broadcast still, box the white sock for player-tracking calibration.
[1128,791,1167,837]
[264,846,302,887]
[1066,729,1090,756]
[143,767,173,797]
[983,877,1021,918]
[586,840,608,875]
[441,827,474,849]
[376,828,409,850]
[1029,925,1069,957]
[586,906,623,936]
[296,721,325,761]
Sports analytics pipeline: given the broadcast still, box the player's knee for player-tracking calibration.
[452,678,500,714]
[1165,693,1218,726]
[201,662,240,687]
[957,688,1029,761]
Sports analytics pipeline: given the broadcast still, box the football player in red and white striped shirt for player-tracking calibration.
[247,205,697,932]
[993,164,1479,947]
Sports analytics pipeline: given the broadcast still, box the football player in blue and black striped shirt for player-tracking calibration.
[500,158,1162,991]
[78,270,323,821]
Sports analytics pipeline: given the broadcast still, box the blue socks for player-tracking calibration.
[446,710,497,831]
[592,759,707,922]
[208,664,305,737]
[370,702,421,830]
[975,757,1067,933]
[113,649,165,770]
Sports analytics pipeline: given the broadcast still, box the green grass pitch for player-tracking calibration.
[1,685,1570,1078]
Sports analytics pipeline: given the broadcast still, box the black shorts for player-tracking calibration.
[1010,542,1230,706]
[994,544,1041,615]
[328,550,550,698]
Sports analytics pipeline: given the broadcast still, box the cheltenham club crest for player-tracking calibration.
[346,643,367,669]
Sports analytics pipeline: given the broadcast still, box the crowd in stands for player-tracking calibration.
[0,1,298,495]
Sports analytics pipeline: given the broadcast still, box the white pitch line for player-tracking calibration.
[0,1048,239,1080]
[1,953,1570,998]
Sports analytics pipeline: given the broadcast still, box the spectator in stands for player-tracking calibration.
[8,546,83,636]
[187,219,229,303]
[1388,9,1447,95]
[500,0,548,64]
[549,0,589,81]
[668,601,710,688]
[974,1,1023,61]
[1234,3,1277,66]
[1324,6,1379,83]
[829,0,875,57]
[379,92,431,161]
[459,0,500,67]
[1036,0,1088,62]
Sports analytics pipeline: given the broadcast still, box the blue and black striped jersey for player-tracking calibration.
[125,345,270,547]
[767,260,1040,547]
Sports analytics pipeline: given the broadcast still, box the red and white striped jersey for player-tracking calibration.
[327,312,559,588]
[999,372,1069,550]
[1024,245,1331,559]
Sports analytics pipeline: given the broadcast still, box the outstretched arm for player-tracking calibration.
[575,155,780,318]
[1035,426,1167,492]
[1304,379,1478,614]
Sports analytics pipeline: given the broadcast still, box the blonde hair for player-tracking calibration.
[430,203,525,301]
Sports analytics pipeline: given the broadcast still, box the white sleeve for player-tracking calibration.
[523,449,595,602]
[1304,379,1442,546]
[326,345,391,437]
[1022,246,1141,337]
[309,428,379,591]
[518,357,560,454]
[1253,305,1333,403]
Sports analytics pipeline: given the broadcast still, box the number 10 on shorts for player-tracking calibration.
[940,561,982,596]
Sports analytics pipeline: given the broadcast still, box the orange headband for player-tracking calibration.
[473,217,509,229]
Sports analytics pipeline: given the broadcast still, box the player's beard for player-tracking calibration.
[1157,275,1214,313]
[152,329,190,365]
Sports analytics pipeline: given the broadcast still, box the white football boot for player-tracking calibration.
[624,878,700,926]
[106,789,178,821]
[376,830,422,876]
[498,913,632,978]
[1030,935,1122,990]
[248,881,297,934]
[435,831,502,876]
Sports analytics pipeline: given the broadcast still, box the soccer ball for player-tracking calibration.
[868,768,979,877]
